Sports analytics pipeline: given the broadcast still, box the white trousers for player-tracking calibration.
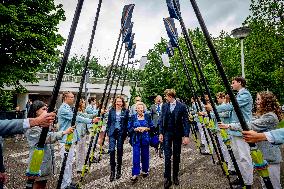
[217,134,235,171]
[231,136,253,185]
[59,143,75,189]
[76,136,87,172]
[197,122,211,153]
[261,163,281,189]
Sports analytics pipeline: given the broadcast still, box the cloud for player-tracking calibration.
[55,0,251,66]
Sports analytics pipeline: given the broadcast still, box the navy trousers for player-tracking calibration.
[163,132,182,180]
[109,129,124,170]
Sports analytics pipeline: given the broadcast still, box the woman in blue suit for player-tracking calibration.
[106,96,129,182]
[128,102,154,182]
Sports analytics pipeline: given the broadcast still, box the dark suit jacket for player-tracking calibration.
[150,104,162,127]
[159,101,190,137]
[107,108,129,137]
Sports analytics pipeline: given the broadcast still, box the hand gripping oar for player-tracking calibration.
[186,106,201,152]
[56,0,103,187]
[25,1,85,188]
[77,16,124,187]
[171,1,235,187]
[175,45,216,165]
[189,0,274,188]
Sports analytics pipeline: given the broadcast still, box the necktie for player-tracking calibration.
[157,104,160,113]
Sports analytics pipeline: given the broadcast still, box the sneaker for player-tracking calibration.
[130,175,138,182]
[230,178,240,185]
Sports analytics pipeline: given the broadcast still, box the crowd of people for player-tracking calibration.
[0,76,283,189]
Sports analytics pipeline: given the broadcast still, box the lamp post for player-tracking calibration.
[84,70,89,104]
[231,26,250,78]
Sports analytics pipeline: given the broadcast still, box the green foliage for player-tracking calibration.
[0,89,13,111]
[139,0,284,105]
[0,0,65,109]
[244,0,284,101]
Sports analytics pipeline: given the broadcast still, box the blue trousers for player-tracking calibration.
[132,142,150,176]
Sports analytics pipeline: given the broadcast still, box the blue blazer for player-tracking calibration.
[159,101,190,137]
[107,108,129,137]
[270,128,284,145]
[0,119,26,136]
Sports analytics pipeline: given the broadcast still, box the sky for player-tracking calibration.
[55,0,251,67]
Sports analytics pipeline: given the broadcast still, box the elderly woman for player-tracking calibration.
[25,100,74,189]
[128,102,154,182]
[219,91,283,189]
[106,96,129,182]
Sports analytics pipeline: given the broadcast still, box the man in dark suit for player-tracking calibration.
[159,89,190,188]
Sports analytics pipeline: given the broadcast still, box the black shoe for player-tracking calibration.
[110,171,115,182]
[173,177,179,186]
[141,171,148,178]
[76,170,82,174]
[116,168,122,179]
[228,170,237,175]
[245,185,251,189]
[164,179,172,189]
[159,148,163,158]
[230,178,240,186]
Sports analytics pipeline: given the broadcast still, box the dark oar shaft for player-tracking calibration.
[38,0,85,148]
[172,1,232,185]
[26,0,85,189]
[175,4,243,185]
[81,29,123,181]
[189,0,248,132]
[189,0,273,188]
[57,0,102,188]
[104,42,124,109]
[113,49,127,98]
[99,30,122,114]
[176,45,215,164]
[121,53,131,95]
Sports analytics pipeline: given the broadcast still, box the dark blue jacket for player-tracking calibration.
[159,101,190,137]
[106,108,129,137]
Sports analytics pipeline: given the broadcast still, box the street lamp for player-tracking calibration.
[231,26,250,78]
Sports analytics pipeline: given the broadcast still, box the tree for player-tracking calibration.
[244,0,284,101]
[139,0,284,105]
[0,0,65,109]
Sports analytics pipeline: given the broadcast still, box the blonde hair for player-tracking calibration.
[164,89,176,98]
[78,98,86,112]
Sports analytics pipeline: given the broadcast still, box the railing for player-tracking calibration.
[36,73,141,87]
